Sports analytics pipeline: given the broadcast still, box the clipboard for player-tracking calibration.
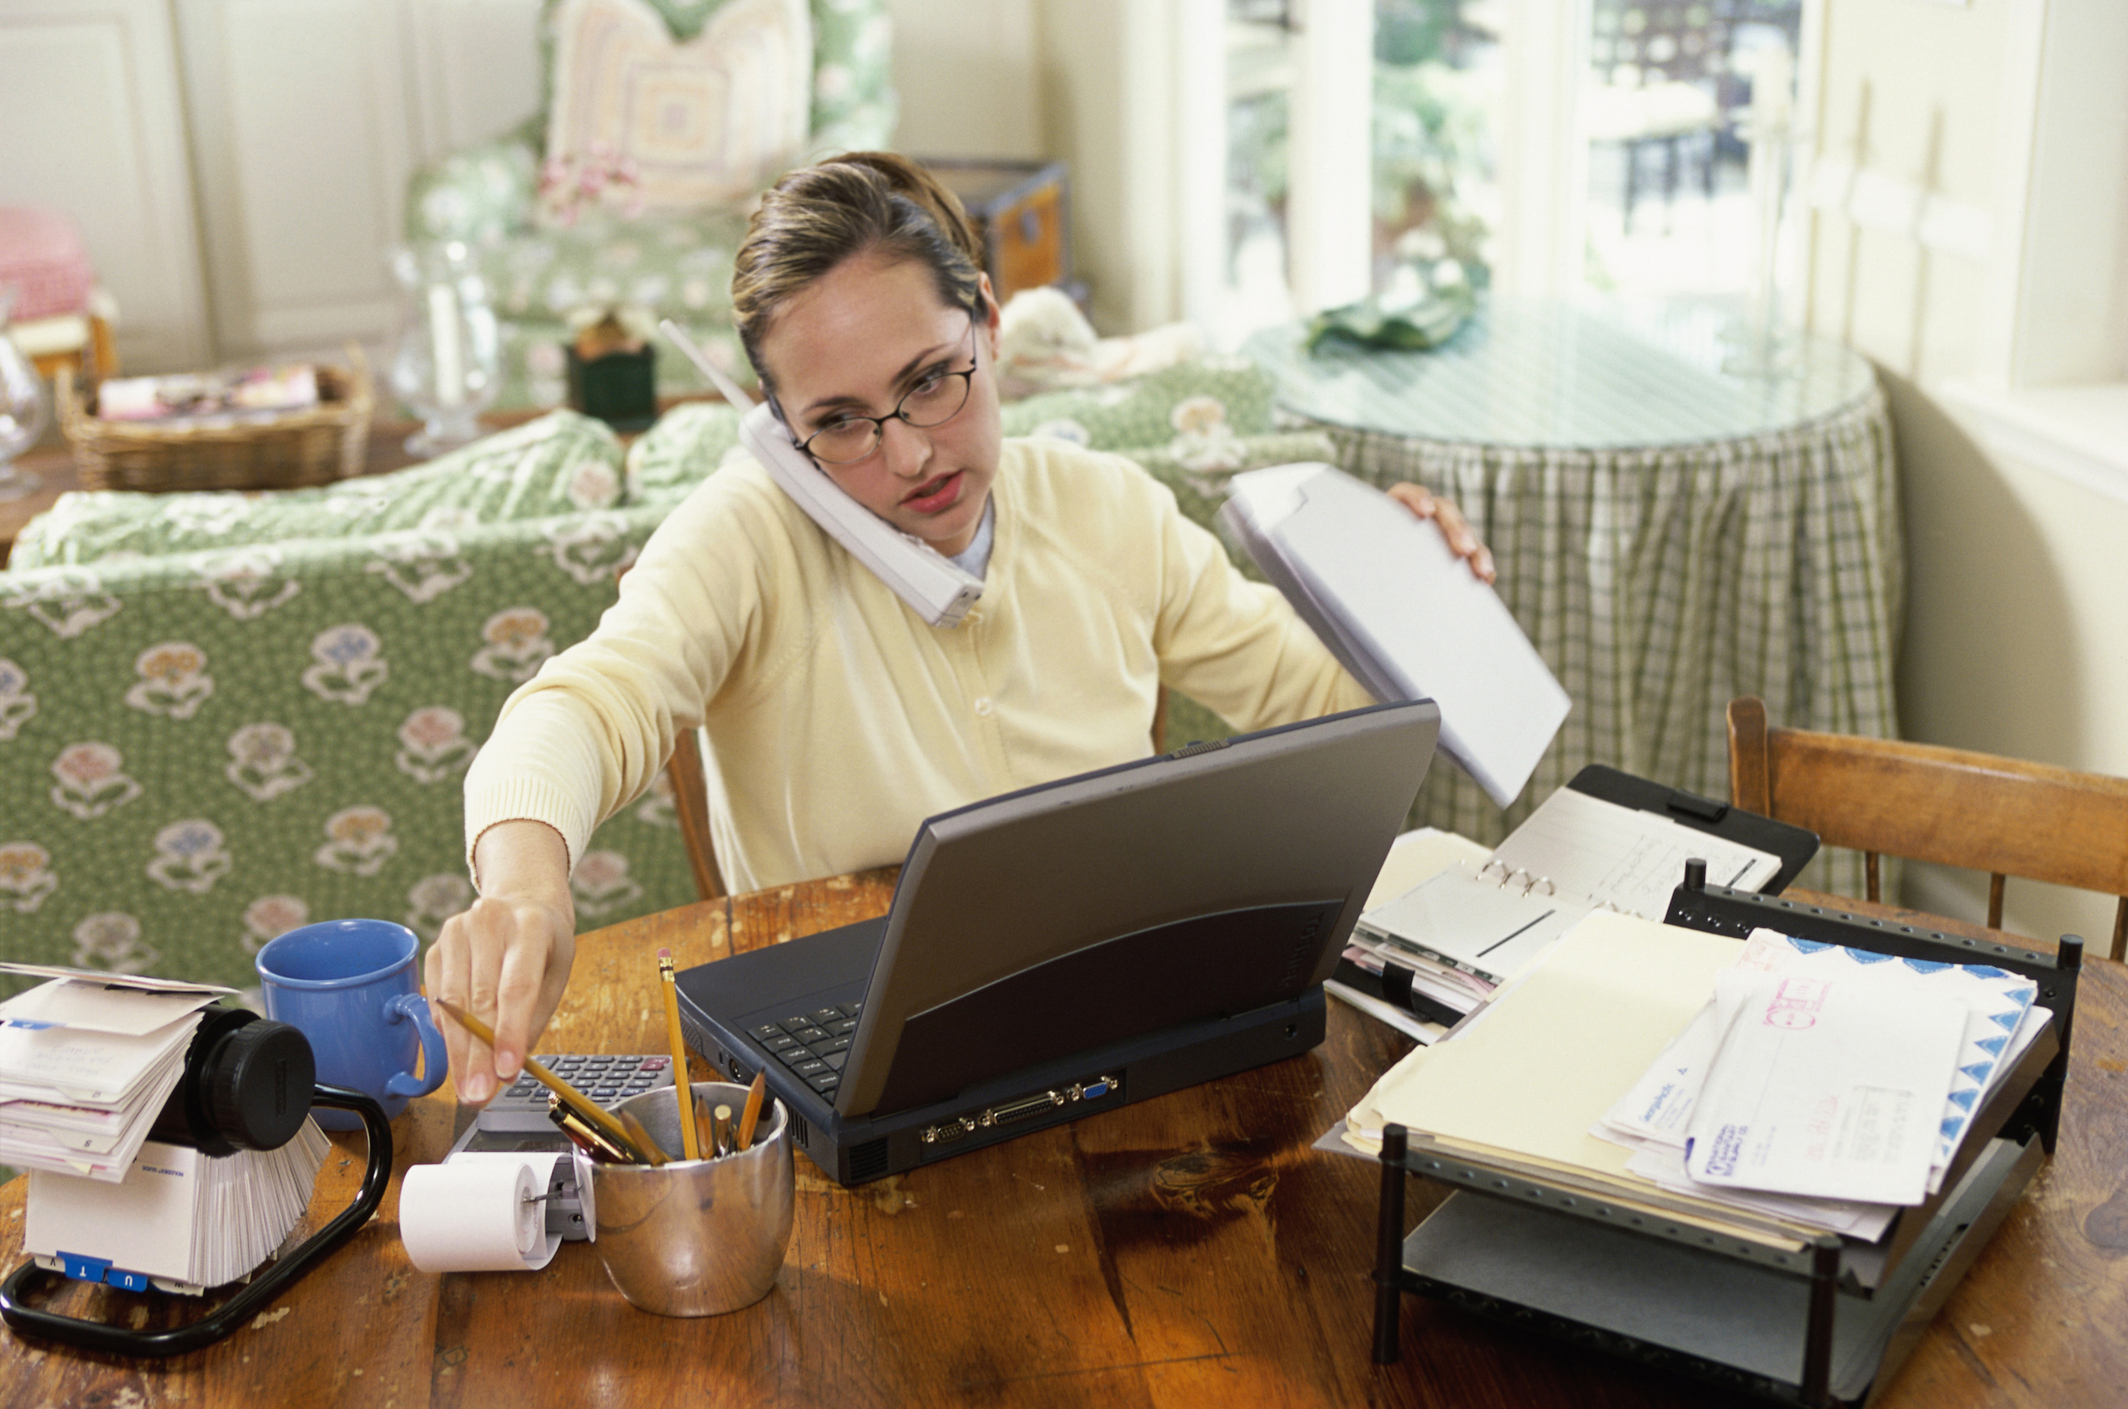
[1563,764,1818,892]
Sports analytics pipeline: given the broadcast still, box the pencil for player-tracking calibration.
[658,948,702,1160]
[618,1108,672,1167]
[712,1103,734,1158]
[431,997,657,1165]
[735,1069,768,1151]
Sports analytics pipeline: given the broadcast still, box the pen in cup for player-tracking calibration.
[548,1094,634,1163]
[712,1104,734,1158]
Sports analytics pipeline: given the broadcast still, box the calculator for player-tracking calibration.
[472,1053,677,1133]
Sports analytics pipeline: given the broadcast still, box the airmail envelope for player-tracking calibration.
[1683,968,1966,1205]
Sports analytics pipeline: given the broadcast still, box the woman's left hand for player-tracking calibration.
[1386,481,1495,583]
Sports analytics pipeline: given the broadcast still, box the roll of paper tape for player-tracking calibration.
[400,1153,563,1273]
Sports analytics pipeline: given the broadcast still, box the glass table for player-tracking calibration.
[1246,297,1900,872]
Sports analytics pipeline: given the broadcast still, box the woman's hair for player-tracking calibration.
[731,152,985,395]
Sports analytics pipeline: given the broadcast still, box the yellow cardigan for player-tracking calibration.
[463,437,1371,895]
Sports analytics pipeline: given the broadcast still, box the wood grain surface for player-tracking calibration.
[5,878,2124,1408]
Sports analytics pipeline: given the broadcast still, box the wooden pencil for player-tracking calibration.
[735,1069,769,1151]
[657,948,702,1160]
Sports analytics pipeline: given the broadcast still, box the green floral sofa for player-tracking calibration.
[0,360,1331,998]
[403,0,897,411]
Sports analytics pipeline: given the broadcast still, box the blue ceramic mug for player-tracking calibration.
[256,919,446,1129]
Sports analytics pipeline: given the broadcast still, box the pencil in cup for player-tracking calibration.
[657,948,704,1159]
[736,1069,768,1152]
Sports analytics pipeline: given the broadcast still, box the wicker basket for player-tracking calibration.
[56,345,373,492]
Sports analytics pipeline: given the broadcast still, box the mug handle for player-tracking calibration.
[382,992,449,1099]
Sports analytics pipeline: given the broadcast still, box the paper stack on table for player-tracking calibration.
[0,964,231,1181]
[1338,912,2053,1248]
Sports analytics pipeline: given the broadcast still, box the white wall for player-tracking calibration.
[0,0,215,370]
[1804,0,2128,949]
[177,0,546,359]
[885,0,1043,161]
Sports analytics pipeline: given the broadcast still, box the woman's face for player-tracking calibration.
[757,252,1004,559]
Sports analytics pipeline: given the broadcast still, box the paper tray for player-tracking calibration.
[1397,1133,2042,1405]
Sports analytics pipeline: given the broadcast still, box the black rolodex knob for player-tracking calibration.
[201,1017,315,1153]
[150,1004,317,1155]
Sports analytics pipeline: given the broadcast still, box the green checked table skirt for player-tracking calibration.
[1246,299,1900,896]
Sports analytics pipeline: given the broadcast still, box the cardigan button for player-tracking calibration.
[972,697,994,716]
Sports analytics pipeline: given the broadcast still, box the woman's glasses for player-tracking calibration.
[794,313,979,465]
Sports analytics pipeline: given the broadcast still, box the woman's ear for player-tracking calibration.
[976,273,1003,357]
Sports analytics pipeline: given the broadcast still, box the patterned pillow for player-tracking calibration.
[999,357,1281,453]
[623,399,746,502]
[543,0,812,224]
[9,412,626,570]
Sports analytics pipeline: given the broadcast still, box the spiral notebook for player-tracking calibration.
[1355,769,1816,986]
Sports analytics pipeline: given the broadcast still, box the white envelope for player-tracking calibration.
[1683,968,1966,1205]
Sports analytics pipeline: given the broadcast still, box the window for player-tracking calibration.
[1197,0,1806,345]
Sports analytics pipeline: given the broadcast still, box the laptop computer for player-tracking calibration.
[673,698,1442,1184]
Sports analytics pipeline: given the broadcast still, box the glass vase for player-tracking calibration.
[0,285,50,502]
[387,242,499,457]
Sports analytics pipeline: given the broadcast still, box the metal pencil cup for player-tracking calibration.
[590,1081,794,1316]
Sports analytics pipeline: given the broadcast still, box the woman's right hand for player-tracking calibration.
[423,820,577,1105]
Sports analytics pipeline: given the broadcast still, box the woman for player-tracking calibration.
[427,153,1491,1103]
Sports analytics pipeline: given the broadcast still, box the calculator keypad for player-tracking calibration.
[473,1054,675,1132]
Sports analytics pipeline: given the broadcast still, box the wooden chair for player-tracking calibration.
[1726,696,2128,960]
[665,687,1174,904]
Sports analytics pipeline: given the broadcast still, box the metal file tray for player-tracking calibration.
[1367,880,2083,1407]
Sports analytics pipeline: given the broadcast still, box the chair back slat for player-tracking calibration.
[1727,696,2128,960]
[1760,728,2128,896]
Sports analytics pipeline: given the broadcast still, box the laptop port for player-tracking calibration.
[922,1115,977,1145]
[979,1090,1067,1128]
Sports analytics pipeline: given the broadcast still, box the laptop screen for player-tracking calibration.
[835,699,1442,1116]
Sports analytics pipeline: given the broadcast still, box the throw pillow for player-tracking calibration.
[543,0,812,224]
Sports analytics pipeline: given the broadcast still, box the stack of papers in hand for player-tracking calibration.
[0,964,231,1182]
[1338,911,2053,1250]
[1218,462,1569,806]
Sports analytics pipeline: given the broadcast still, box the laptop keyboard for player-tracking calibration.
[749,1000,865,1096]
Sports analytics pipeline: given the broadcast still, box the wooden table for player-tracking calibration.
[4,878,2124,1407]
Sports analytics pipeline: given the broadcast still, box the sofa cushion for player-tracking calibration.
[531,0,894,168]
[542,0,813,224]
[10,412,625,570]
[623,399,746,503]
[998,357,1281,452]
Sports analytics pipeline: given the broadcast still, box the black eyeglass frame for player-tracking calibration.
[778,310,983,465]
